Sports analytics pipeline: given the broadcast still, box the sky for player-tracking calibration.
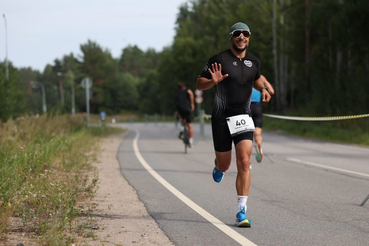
[1,0,188,72]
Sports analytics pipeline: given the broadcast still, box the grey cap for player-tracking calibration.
[229,22,251,39]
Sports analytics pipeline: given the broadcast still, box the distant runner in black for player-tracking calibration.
[175,82,195,147]
[196,22,271,227]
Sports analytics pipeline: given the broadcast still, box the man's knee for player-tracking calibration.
[237,157,251,172]
[215,158,231,172]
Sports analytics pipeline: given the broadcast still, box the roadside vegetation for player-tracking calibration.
[263,116,369,146]
[0,114,124,245]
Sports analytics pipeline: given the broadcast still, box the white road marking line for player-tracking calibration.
[287,158,369,178]
[133,129,257,246]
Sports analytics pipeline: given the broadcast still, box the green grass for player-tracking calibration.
[0,113,125,244]
[263,116,369,146]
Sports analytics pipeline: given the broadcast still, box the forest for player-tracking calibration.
[1,0,368,126]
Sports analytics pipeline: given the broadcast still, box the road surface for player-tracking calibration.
[116,122,369,246]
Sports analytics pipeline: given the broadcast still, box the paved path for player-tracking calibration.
[116,122,369,246]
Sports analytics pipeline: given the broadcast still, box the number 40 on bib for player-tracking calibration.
[226,114,255,136]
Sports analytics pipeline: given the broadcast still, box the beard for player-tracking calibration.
[232,43,248,52]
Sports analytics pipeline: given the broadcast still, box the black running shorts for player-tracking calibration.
[178,110,194,123]
[211,119,253,152]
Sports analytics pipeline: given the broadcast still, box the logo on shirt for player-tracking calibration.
[244,60,253,67]
[203,64,210,72]
[233,61,238,66]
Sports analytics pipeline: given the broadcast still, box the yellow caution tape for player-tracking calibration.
[203,114,212,120]
[263,113,369,121]
[203,113,369,121]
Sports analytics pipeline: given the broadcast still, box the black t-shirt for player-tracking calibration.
[199,49,261,122]
[175,89,191,113]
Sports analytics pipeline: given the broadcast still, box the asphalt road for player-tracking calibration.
[116,122,369,246]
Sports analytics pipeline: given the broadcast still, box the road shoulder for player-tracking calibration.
[78,132,174,245]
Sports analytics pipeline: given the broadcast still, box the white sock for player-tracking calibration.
[180,126,184,131]
[237,196,248,213]
[189,138,193,144]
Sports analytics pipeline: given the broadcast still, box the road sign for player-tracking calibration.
[195,96,203,104]
[195,89,203,96]
[195,89,203,104]
[81,77,92,88]
[83,90,93,99]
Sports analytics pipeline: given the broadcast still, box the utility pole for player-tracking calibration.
[81,77,92,127]
[305,0,311,105]
[3,14,9,81]
[31,81,47,114]
[272,0,279,111]
[57,72,75,115]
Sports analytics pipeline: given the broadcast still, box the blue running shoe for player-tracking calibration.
[235,206,251,227]
[212,167,224,183]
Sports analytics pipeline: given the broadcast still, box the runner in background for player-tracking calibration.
[100,111,106,122]
[175,82,195,147]
[251,75,274,162]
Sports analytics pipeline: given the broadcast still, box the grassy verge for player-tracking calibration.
[0,114,124,245]
[263,116,369,146]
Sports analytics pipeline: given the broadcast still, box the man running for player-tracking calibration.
[175,82,195,147]
[251,75,274,163]
[196,22,271,227]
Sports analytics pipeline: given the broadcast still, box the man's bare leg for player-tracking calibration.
[188,122,194,146]
[212,150,232,182]
[254,127,263,162]
[254,127,263,146]
[235,140,253,196]
[234,140,253,227]
[214,150,232,172]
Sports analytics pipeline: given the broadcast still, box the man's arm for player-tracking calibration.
[187,89,195,111]
[260,75,275,95]
[254,76,271,103]
[196,63,229,90]
[196,76,215,90]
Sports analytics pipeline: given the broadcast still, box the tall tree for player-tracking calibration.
[79,40,120,113]
[0,62,27,121]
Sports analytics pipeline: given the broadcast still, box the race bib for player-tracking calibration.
[226,114,255,136]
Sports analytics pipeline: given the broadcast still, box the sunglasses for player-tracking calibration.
[231,30,251,39]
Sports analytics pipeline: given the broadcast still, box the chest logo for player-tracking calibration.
[244,60,253,67]
[233,61,238,66]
